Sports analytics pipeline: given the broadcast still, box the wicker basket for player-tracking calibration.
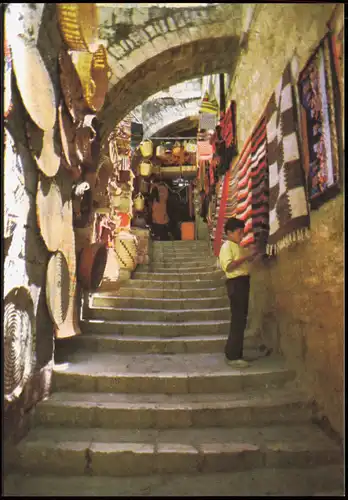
[57,3,99,53]
[139,140,153,159]
[4,287,35,402]
[139,160,152,177]
[133,193,145,212]
[36,176,64,252]
[77,242,107,290]
[46,251,70,329]
[114,231,138,271]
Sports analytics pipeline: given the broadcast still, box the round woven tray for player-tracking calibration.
[46,251,70,329]
[55,201,81,339]
[77,242,108,290]
[36,176,64,252]
[4,287,35,402]
[58,101,78,169]
[57,3,99,53]
[9,34,56,131]
[59,49,87,123]
[26,121,60,178]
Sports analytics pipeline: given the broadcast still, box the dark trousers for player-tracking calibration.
[151,223,170,241]
[225,275,250,360]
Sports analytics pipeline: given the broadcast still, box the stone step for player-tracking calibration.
[34,387,312,430]
[152,241,210,249]
[56,334,258,355]
[151,251,211,259]
[152,255,216,264]
[80,318,231,336]
[128,278,224,289]
[52,353,295,394]
[3,466,344,496]
[91,295,229,310]
[137,261,218,271]
[133,269,224,281]
[84,306,230,322]
[92,286,227,299]
[7,424,342,477]
[144,265,220,273]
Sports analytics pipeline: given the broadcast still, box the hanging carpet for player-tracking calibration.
[298,33,340,206]
[265,61,310,255]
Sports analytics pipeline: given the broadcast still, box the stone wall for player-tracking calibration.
[229,4,344,437]
[4,3,69,445]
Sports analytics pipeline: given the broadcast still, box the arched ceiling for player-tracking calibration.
[96,3,245,141]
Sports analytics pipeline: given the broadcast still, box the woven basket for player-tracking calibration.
[55,201,81,339]
[57,3,99,53]
[46,251,70,329]
[133,193,145,212]
[59,49,87,123]
[139,140,153,159]
[77,242,108,290]
[139,160,152,177]
[36,176,64,252]
[114,231,138,271]
[4,287,35,402]
[58,101,78,169]
[10,35,56,131]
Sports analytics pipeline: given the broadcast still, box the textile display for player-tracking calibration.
[220,101,237,149]
[250,117,269,251]
[265,61,310,255]
[235,138,253,247]
[213,171,231,256]
[298,33,340,204]
[197,140,213,161]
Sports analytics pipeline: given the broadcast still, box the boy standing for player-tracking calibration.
[219,217,260,368]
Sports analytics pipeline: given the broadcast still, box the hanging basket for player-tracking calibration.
[77,242,108,290]
[140,160,153,177]
[184,140,197,154]
[114,231,138,271]
[172,141,181,156]
[133,193,145,212]
[139,139,153,159]
[57,3,99,53]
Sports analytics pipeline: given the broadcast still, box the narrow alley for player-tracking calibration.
[3,2,344,497]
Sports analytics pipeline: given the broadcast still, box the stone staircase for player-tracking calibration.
[4,240,344,496]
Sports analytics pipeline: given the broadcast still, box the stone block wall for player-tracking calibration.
[229,4,344,437]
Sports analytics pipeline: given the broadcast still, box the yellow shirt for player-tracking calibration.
[219,240,251,279]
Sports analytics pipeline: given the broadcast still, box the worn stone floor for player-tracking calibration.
[4,241,344,496]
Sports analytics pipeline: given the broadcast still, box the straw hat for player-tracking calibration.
[26,121,60,177]
[36,176,64,252]
[4,286,35,402]
[9,33,56,131]
[46,251,70,329]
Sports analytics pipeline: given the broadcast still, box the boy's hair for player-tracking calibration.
[224,217,245,234]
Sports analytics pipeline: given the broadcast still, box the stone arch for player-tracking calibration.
[99,35,241,141]
[143,97,201,139]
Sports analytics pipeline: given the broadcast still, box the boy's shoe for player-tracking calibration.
[225,358,249,368]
